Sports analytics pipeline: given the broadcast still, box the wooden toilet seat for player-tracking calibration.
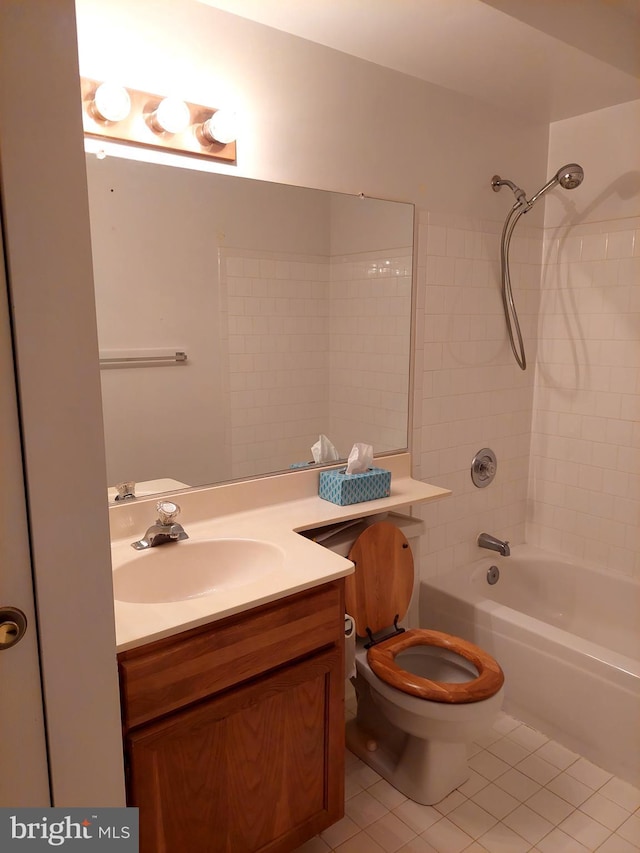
[367,628,504,704]
[346,521,504,704]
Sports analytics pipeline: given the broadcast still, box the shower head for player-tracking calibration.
[556,163,584,190]
[527,163,585,206]
[492,163,584,209]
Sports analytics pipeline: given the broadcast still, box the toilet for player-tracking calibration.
[345,520,504,805]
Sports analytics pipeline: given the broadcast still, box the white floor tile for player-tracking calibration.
[491,713,521,736]
[458,769,490,798]
[346,762,382,791]
[468,750,511,781]
[475,730,503,749]
[368,778,408,810]
[420,817,475,853]
[502,803,555,845]
[599,778,640,813]
[526,788,576,825]
[487,737,531,767]
[335,830,388,853]
[616,811,640,847]
[493,767,541,802]
[507,724,549,752]
[535,740,580,771]
[328,715,636,853]
[345,775,365,800]
[564,758,613,791]
[345,749,361,770]
[546,772,593,807]
[346,790,390,829]
[447,800,497,839]
[477,822,532,853]
[536,827,590,852]
[364,812,417,853]
[432,789,466,816]
[392,800,440,834]
[516,754,562,786]
[395,837,439,853]
[558,810,611,850]
[294,836,332,853]
[471,783,520,820]
[320,815,360,848]
[596,833,640,853]
[579,792,630,832]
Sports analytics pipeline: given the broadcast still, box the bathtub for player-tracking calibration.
[419,545,640,786]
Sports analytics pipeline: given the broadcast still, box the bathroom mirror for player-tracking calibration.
[85,154,414,500]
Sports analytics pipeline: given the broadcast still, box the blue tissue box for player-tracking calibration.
[318,466,391,506]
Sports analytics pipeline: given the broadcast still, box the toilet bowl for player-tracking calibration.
[344,520,504,805]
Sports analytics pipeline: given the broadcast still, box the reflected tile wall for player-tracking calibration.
[223,246,414,479]
[223,248,330,478]
[329,249,412,456]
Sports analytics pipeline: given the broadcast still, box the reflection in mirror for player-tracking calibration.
[85,154,414,501]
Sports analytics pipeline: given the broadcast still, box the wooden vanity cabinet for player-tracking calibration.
[117,580,345,853]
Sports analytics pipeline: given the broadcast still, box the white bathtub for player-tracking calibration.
[419,545,640,786]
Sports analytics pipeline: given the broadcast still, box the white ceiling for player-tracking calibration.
[198,0,640,122]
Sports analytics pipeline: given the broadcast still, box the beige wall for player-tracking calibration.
[74,0,550,581]
[3,0,635,803]
[0,0,125,804]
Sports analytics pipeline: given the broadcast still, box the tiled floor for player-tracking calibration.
[296,695,640,853]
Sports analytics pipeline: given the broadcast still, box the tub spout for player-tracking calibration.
[477,532,510,556]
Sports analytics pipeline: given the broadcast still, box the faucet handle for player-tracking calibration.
[115,481,136,501]
[157,500,180,525]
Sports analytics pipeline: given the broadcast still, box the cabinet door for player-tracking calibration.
[127,647,344,853]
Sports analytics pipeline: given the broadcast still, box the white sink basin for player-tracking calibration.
[112,539,285,604]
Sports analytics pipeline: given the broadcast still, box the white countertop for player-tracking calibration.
[110,455,450,652]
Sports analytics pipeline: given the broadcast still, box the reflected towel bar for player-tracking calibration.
[99,350,188,368]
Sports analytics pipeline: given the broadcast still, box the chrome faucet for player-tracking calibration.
[114,481,136,501]
[132,501,189,550]
[477,532,510,557]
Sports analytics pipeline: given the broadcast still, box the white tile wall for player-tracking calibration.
[528,217,640,578]
[413,211,542,578]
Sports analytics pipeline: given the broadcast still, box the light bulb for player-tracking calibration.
[202,110,237,145]
[93,83,131,123]
[154,98,191,134]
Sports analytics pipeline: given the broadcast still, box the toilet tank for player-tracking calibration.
[299,512,425,628]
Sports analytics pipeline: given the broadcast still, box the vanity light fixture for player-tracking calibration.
[200,109,237,145]
[92,82,131,123]
[152,97,192,135]
[80,77,237,164]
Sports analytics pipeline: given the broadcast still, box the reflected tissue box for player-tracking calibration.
[318,466,391,506]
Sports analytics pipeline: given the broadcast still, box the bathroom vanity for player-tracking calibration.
[109,453,450,852]
[118,581,344,853]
